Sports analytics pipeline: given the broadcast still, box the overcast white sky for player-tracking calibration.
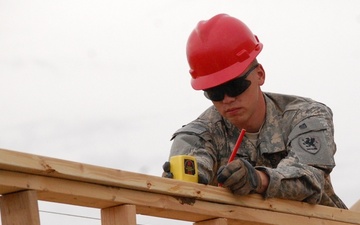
[1,0,360,224]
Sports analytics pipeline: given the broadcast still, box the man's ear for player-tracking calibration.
[257,64,266,85]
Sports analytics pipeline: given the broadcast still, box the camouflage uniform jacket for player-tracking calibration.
[169,92,347,208]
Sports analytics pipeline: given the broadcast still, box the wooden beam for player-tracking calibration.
[194,218,228,225]
[101,204,137,225]
[1,148,360,225]
[194,218,271,225]
[0,148,356,224]
[0,190,40,225]
[0,170,358,225]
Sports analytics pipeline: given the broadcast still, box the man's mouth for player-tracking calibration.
[225,107,241,114]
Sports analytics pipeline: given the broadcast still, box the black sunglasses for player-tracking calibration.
[204,64,259,101]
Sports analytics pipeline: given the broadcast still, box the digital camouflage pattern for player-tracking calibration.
[168,92,347,208]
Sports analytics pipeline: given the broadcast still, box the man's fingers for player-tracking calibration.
[162,161,171,172]
[217,159,244,184]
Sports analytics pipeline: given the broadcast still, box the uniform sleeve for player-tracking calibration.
[257,103,340,205]
[169,124,217,184]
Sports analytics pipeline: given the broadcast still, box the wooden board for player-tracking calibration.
[0,190,41,225]
[0,148,360,225]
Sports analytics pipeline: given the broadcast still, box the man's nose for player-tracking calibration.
[222,94,236,103]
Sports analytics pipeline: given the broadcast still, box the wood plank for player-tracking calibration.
[101,204,137,225]
[0,148,357,224]
[194,218,228,225]
[0,190,40,225]
[0,170,211,222]
[195,218,272,225]
[0,149,354,223]
[226,219,271,225]
[0,170,358,225]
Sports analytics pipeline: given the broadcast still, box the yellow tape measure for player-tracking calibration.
[170,155,198,183]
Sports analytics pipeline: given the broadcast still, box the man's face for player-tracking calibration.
[210,64,265,131]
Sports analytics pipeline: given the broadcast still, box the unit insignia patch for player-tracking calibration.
[299,136,321,154]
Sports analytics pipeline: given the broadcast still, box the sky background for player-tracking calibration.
[1,0,360,224]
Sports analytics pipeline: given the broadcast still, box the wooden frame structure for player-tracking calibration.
[0,148,359,225]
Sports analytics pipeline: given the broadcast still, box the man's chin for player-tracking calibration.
[226,116,247,128]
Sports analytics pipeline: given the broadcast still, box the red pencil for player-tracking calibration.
[219,128,246,187]
[228,128,246,163]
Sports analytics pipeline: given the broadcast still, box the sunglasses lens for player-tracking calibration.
[226,79,251,97]
[203,63,258,101]
[204,79,251,101]
[204,88,224,101]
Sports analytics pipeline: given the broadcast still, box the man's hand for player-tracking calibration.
[217,158,262,195]
[162,161,209,184]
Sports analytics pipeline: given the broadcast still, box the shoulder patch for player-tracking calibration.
[288,117,328,143]
[299,135,321,154]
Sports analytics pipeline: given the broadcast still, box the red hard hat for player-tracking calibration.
[186,14,263,90]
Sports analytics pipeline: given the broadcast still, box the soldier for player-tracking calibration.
[162,14,347,208]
